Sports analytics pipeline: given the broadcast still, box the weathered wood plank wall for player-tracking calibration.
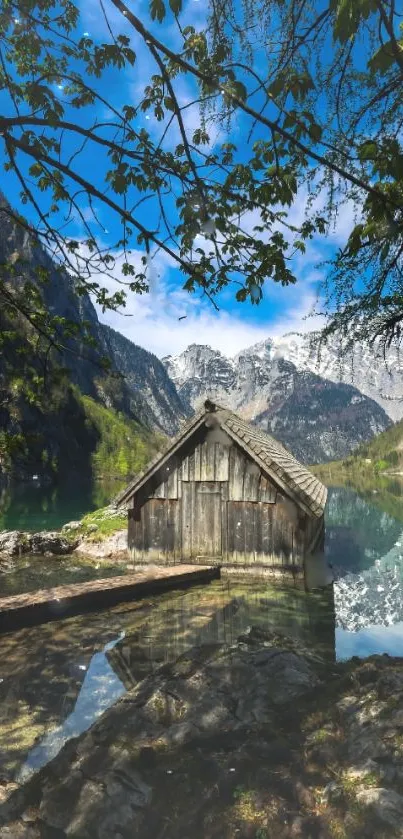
[182,481,222,562]
[128,433,320,571]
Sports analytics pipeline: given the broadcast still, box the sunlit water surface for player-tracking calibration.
[1,477,403,782]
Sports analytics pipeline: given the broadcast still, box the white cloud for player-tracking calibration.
[327,198,361,246]
[92,245,323,358]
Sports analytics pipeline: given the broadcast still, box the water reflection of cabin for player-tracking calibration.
[117,400,327,580]
[107,584,336,686]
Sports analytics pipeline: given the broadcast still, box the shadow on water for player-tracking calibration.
[2,588,402,839]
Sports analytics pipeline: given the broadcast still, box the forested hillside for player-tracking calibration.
[0,194,182,483]
[313,419,403,487]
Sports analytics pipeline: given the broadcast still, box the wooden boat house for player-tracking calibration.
[117,400,327,578]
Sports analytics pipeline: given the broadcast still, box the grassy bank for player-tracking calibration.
[312,455,403,523]
[74,505,128,541]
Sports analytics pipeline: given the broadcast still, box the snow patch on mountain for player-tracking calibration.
[162,341,392,463]
[247,333,403,421]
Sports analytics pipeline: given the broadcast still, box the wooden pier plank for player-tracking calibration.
[0,564,220,632]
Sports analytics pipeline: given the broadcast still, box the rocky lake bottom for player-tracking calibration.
[1,478,403,836]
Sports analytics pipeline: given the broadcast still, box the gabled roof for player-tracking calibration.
[116,400,327,518]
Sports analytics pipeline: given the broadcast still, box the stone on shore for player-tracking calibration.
[0,531,30,556]
[0,628,324,838]
[0,530,78,557]
[0,504,125,560]
[3,634,403,837]
[74,529,127,558]
[31,532,78,555]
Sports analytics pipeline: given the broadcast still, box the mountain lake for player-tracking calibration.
[1,475,403,782]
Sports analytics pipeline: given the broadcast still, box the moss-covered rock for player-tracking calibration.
[0,529,78,557]
[0,504,127,560]
[72,505,127,541]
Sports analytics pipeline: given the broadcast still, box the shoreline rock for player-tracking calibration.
[0,528,128,563]
[74,529,127,559]
[2,631,403,837]
[0,530,79,558]
[0,506,128,563]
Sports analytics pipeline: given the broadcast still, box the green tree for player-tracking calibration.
[0,0,403,354]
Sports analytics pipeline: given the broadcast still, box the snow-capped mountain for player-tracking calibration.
[243,333,403,422]
[165,333,403,421]
[163,340,393,463]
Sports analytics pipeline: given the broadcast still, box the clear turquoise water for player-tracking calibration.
[0,478,126,533]
[1,477,403,782]
[0,578,334,782]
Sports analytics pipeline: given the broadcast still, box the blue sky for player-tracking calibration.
[1,0,354,358]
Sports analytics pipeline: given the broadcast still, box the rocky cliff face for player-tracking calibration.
[99,325,187,434]
[163,344,391,463]
[0,195,187,439]
[241,333,403,422]
[0,193,103,400]
[255,366,390,464]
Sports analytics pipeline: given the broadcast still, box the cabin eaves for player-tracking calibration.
[116,402,327,518]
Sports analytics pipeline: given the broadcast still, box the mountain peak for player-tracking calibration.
[162,337,395,463]
[165,330,403,424]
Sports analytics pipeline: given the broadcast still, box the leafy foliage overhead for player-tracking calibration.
[0,0,403,352]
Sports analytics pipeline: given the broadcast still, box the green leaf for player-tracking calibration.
[368,42,398,73]
[333,0,356,44]
[380,241,390,261]
[358,140,378,161]
[308,122,322,143]
[392,153,403,180]
[232,81,247,101]
[110,172,127,194]
[150,0,166,22]
[268,74,285,98]
[169,0,182,13]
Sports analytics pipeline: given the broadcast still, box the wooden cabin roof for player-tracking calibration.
[116,400,328,518]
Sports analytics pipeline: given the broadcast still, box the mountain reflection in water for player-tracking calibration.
[17,632,126,782]
[325,478,403,658]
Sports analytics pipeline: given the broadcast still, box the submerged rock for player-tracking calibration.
[5,635,403,838]
[0,628,323,837]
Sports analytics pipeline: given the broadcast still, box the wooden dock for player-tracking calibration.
[0,564,220,632]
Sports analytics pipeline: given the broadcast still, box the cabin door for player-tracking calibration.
[182,481,222,560]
